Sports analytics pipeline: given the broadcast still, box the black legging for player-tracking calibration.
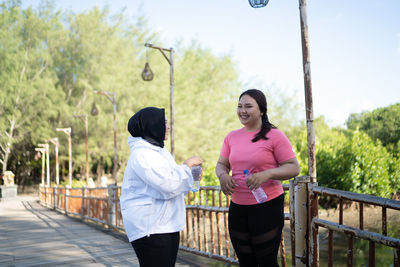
[228,194,284,267]
[131,232,180,267]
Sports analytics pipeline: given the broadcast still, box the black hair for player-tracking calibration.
[239,89,276,142]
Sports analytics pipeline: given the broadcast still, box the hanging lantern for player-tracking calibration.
[141,62,154,81]
[91,103,99,116]
[248,0,269,8]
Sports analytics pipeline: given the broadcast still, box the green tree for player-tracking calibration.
[0,1,64,175]
[293,117,399,197]
[346,103,400,154]
[174,43,242,166]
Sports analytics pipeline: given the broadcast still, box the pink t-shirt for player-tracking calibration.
[220,128,296,205]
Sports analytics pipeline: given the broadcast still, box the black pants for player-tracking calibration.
[228,194,284,267]
[131,232,180,267]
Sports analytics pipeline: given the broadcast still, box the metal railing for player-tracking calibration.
[309,185,400,267]
[39,184,293,266]
[39,177,400,266]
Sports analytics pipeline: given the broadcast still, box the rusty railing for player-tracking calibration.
[309,186,400,267]
[39,184,293,266]
[39,177,400,267]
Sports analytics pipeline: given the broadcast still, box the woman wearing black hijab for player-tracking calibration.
[120,107,202,267]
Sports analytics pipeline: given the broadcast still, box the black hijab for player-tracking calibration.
[127,107,166,148]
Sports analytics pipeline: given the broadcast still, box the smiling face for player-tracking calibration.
[237,94,263,131]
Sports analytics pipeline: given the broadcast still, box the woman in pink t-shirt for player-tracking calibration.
[216,89,300,267]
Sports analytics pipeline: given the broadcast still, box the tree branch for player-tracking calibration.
[31,62,48,81]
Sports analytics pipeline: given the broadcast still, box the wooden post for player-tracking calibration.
[65,187,69,215]
[298,0,317,183]
[44,186,47,207]
[295,176,310,266]
[290,179,296,267]
[107,185,116,229]
[309,182,319,267]
[53,186,57,210]
[81,186,85,220]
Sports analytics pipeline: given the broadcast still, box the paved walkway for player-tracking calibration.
[0,195,233,267]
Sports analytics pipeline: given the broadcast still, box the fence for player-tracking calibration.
[39,183,293,265]
[309,184,400,267]
[39,176,400,266]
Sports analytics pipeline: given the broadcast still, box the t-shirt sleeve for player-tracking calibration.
[273,130,296,164]
[220,134,231,158]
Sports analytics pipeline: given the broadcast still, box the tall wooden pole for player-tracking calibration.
[35,148,45,185]
[68,131,72,187]
[57,128,72,187]
[84,115,89,186]
[299,0,317,182]
[169,49,175,156]
[54,140,59,185]
[112,94,118,185]
[74,115,90,186]
[93,91,118,185]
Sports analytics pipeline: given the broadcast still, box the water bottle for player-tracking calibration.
[243,169,268,203]
[191,165,202,192]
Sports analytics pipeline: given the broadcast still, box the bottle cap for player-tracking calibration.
[243,169,249,174]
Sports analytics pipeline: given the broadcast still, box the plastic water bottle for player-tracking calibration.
[191,165,202,192]
[244,169,268,203]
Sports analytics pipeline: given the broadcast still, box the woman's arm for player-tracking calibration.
[216,155,237,195]
[246,158,300,191]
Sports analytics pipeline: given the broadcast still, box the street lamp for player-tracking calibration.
[48,138,60,185]
[249,0,316,182]
[93,90,118,185]
[141,43,175,156]
[56,127,72,187]
[248,0,269,8]
[74,114,89,186]
[91,103,99,116]
[38,143,50,186]
[35,147,46,185]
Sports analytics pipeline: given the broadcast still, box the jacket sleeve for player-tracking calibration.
[131,149,193,200]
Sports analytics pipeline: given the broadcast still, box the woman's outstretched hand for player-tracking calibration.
[184,156,203,169]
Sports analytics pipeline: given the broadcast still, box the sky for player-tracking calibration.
[23,0,400,127]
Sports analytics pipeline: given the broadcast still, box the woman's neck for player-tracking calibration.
[243,120,262,132]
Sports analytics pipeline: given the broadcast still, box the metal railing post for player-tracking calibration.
[309,182,319,267]
[107,185,116,229]
[294,176,310,266]
[81,186,85,220]
[290,179,296,267]
[53,186,57,210]
[65,187,69,215]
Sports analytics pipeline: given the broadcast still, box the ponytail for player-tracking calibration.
[252,113,276,142]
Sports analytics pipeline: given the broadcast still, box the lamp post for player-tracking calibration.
[93,90,118,185]
[74,114,89,186]
[35,147,46,185]
[48,138,60,185]
[56,127,72,187]
[141,43,175,156]
[249,0,316,182]
[38,143,50,186]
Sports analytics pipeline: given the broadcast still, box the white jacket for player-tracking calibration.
[120,136,193,242]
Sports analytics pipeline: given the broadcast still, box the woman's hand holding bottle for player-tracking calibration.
[184,156,202,168]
